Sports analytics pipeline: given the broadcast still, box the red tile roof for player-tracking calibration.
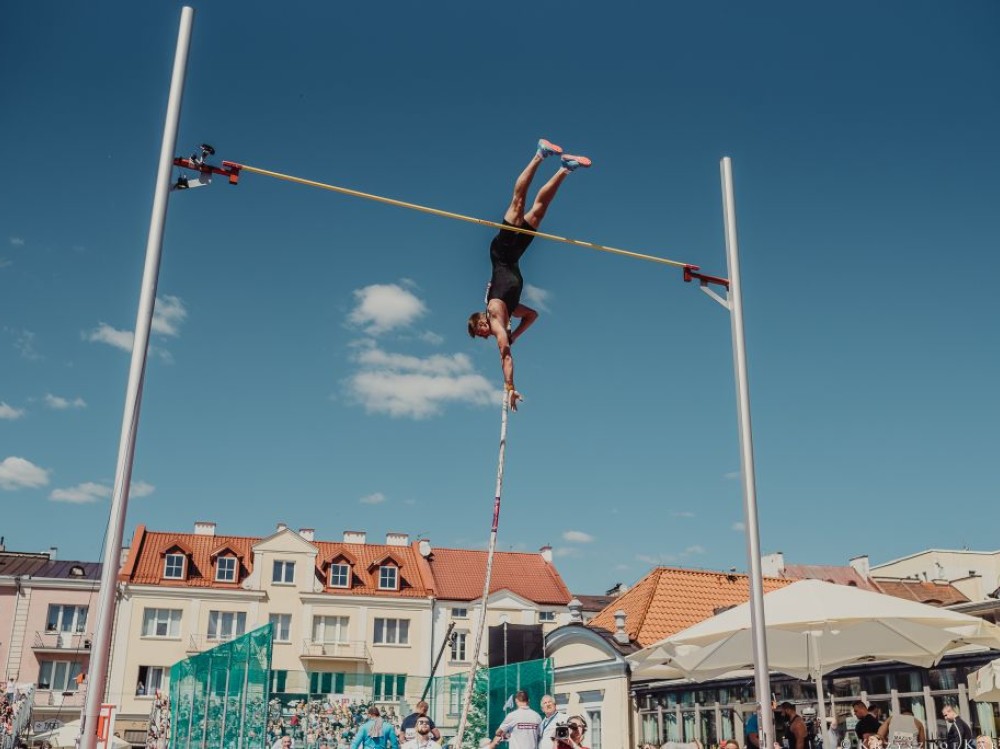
[427,547,572,606]
[589,566,791,648]
[120,526,434,596]
[781,564,880,591]
[871,578,970,606]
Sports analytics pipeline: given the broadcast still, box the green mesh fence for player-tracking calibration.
[421,658,554,748]
[169,624,273,749]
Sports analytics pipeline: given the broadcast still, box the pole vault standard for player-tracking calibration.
[79,8,194,749]
[454,391,513,748]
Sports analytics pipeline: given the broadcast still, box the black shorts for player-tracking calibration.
[488,220,534,313]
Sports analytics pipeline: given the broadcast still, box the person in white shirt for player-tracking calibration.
[537,695,568,747]
[402,717,441,749]
[489,690,542,749]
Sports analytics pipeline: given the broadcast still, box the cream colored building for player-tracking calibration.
[870,549,1000,602]
[107,522,572,742]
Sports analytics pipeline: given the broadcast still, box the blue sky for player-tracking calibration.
[2,1,998,593]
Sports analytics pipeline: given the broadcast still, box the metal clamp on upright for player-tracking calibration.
[683,264,730,291]
[172,144,242,190]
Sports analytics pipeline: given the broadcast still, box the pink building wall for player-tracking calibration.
[16,586,95,684]
[0,587,15,678]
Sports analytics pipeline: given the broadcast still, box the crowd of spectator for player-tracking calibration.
[266,698,401,749]
[1,681,33,749]
[145,689,170,749]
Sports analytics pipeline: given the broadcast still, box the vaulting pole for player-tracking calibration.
[721,157,774,749]
[79,8,194,749]
[455,391,512,748]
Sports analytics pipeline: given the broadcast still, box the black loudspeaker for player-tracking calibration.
[488,623,544,668]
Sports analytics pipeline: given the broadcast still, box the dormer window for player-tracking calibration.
[378,565,398,590]
[329,563,350,588]
[215,556,237,583]
[163,553,185,579]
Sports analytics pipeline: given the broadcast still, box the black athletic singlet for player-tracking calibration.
[488,219,536,313]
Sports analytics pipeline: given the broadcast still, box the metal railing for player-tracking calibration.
[0,683,34,749]
[32,630,93,651]
[35,688,86,707]
[300,639,372,662]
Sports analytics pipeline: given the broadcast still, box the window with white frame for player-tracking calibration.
[269,613,291,642]
[136,665,166,696]
[329,563,350,588]
[163,553,185,579]
[450,631,468,661]
[207,610,246,641]
[373,673,406,700]
[378,565,398,590]
[451,607,468,619]
[373,617,409,645]
[215,556,237,582]
[312,615,349,644]
[38,660,83,691]
[142,608,181,638]
[538,610,556,623]
[272,560,295,584]
[45,604,88,633]
[448,677,465,715]
[586,709,602,749]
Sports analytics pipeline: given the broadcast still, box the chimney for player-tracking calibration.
[761,551,785,577]
[299,528,315,542]
[567,598,583,624]
[386,532,409,547]
[539,545,553,563]
[418,539,432,558]
[613,609,630,644]
[48,546,58,561]
[848,554,870,578]
[276,522,288,533]
[344,530,366,545]
[194,521,216,536]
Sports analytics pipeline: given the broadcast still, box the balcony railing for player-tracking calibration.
[34,688,85,708]
[300,639,372,663]
[186,633,241,652]
[32,631,93,652]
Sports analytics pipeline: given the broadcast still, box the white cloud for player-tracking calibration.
[553,547,580,558]
[636,554,664,566]
[10,237,25,246]
[732,521,746,532]
[50,479,155,503]
[84,295,187,352]
[152,295,187,337]
[13,329,40,360]
[0,402,25,420]
[44,394,87,410]
[419,331,445,345]
[562,530,594,543]
[521,284,551,313]
[0,258,11,269]
[724,470,740,480]
[50,481,109,503]
[360,492,386,505]
[684,544,706,555]
[84,323,133,351]
[347,344,495,419]
[671,511,695,518]
[348,283,426,335]
[0,456,49,490]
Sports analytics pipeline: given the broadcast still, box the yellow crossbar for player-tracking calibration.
[235,163,693,269]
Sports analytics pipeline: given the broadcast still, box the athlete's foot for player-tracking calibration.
[537,139,563,159]
[560,154,592,171]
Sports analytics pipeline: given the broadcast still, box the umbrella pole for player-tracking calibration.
[810,635,828,742]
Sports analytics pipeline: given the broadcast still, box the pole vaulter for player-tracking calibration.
[83,8,774,749]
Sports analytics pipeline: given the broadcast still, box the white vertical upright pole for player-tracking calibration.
[79,8,194,749]
[720,156,775,749]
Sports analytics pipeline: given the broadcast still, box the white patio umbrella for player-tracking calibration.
[629,579,1000,728]
[969,658,1000,702]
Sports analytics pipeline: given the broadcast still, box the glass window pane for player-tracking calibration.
[399,620,409,644]
[387,619,397,643]
[374,619,384,643]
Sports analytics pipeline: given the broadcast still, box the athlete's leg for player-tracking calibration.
[503,139,562,226]
[525,153,591,228]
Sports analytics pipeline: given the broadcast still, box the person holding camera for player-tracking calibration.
[551,716,589,749]
[538,695,569,747]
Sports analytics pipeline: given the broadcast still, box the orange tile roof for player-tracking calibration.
[871,578,970,607]
[781,564,880,591]
[589,566,791,647]
[120,526,434,596]
[428,547,572,606]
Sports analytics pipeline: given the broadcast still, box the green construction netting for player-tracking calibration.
[169,624,273,749]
